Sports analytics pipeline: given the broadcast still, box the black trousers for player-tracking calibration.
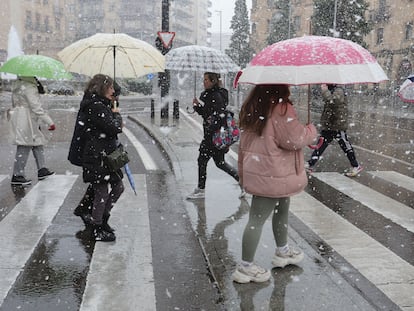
[197,139,239,189]
[308,130,359,168]
[91,179,124,225]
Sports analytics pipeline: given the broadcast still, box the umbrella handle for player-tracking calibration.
[308,137,324,150]
[194,72,197,98]
[307,85,311,124]
[186,106,196,114]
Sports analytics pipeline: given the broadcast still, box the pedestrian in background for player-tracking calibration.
[186,72,240,200]
[232,84,317,283]
[10,76,56,185]
[305,84,363,177]
[76,74,124,242]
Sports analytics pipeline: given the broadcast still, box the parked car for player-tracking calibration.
[47,82,75,95]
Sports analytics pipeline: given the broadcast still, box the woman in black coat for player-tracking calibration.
[72,74,124,242]
[186,72,239,199]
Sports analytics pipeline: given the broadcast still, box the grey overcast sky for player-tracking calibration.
[210,0,252,33]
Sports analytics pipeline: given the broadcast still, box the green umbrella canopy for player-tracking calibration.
[0,54,72,80]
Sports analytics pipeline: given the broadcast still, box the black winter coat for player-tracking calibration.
[194,86,228,145]
[70,92,123,183]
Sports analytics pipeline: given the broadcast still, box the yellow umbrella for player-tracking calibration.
[58,33,165,79]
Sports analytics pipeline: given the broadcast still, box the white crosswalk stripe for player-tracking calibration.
[0,170,413,310]
[296,171,414,311]
[292,191,414,310]
[80,174,156,311]
[0,175,77,306]
[368,170,414,192]
[312,172,414,233]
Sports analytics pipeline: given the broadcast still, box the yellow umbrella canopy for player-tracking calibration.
[58,33,165,79]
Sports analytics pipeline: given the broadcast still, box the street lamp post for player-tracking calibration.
[215,10,222,51]
[333,0,338,36]
[288,0,292,39]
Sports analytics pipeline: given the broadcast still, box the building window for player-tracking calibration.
[294,16,301,31]
[55,16,61,31]
[25,11,32,29]
[35,13,41,31]
[44,16,50,32]
[406,22,413,40]
[376,28,384,45]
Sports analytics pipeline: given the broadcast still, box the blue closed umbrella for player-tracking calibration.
[124,163,136,195]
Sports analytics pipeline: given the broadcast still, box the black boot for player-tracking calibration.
[74,204,93,227]
[102,214,115,233]
[74,185,94,226]
[92,225,116,242]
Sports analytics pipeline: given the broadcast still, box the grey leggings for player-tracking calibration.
[242,196,290,262]
[13,145,45,176]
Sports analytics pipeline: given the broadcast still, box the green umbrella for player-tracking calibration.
[0,54,72,80]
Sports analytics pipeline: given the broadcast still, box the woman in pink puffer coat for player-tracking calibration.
[232,84,317,284]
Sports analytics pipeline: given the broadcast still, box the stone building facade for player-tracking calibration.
[0,0,210,64]
[250,0,414,85]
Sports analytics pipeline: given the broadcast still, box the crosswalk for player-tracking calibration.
[0,175,77,306]
[0,173,156,311]
[0,168,413,310]
[79,174,156,311]
[296,170,414,311]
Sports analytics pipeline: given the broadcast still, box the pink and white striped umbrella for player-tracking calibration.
[235,36,388,86]
[397,74,414,103]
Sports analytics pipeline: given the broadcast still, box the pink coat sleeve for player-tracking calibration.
[272,103,317,150]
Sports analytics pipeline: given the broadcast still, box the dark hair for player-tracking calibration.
[113,80,121,97]
[84,74,114,98]
[239,84,291,136]
[35,77,45,94]
[204,72,221,87]
[327,84,337,91]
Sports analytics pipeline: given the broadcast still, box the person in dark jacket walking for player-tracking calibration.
[70,82,122,229]
[186,72,239,199]
[305,84,363,177]
[70,74,124,242]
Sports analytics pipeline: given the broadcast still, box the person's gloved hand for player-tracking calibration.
[48,124,56,131]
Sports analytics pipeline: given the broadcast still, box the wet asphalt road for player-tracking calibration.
[0,96,221,310]
[0,91,413,310]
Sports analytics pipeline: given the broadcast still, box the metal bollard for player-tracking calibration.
[151,99,155,118]
[173,99,179,119]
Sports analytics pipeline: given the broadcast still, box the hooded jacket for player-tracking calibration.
[320,86,348,131]
[9,77,54,146]
[238,102,317,198]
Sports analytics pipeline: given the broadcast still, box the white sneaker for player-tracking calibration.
[186,188,205,199]
[271,247,304,268]
[345,165,363,177]
[232,263,271,283]
[304,162,314,173]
